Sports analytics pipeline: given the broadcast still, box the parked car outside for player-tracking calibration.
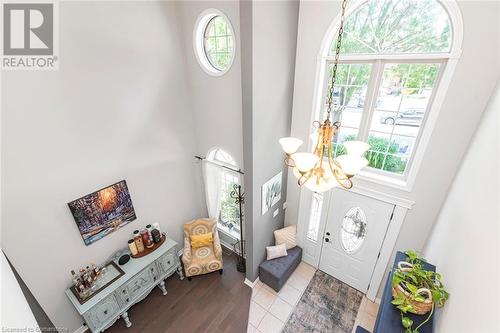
[380,108,425,126]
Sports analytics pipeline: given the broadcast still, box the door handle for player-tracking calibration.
[325,238,330,242]
[326,232,330,236]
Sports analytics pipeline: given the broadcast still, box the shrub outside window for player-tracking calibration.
[318,0,453,182]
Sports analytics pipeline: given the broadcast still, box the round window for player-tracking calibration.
[340,207,367,253]
[194,10,235,76]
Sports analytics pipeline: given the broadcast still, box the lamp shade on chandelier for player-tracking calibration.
[279,0,370,193]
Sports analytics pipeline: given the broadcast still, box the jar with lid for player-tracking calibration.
[128,239,138,255]
[133,230,145,252]
[151,229,161,243]
[141,229,153,248]
[146,224,153,243]
[153,222,161,234]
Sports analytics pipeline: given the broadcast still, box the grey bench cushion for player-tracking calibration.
[259,246,302,292]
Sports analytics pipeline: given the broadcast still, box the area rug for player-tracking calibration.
[282,270,363,333]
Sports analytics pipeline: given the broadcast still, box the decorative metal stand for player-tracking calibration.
[230,184,246,273]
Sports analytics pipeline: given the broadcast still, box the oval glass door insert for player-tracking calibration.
[340,207,367,253]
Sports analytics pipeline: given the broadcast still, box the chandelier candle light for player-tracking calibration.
[279,0,370,192]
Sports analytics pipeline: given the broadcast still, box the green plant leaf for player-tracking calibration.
[392,297,405,305]
[405,250,418,261]
[400,304,414,313]
[406,283,418,294]
[414,295,426,302]
[431,290,441,302]
[392,276,403,287]
[402,316,413,329]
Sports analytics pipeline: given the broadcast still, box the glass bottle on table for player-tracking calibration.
[91,262,100,279]
[79,268,86,288]
[85,266,94,286]
[71,270,83,292]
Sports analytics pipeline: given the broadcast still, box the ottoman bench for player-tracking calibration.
[258,246,302,292]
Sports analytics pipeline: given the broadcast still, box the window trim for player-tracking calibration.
[217,222,241,241]
[207,147,238,168]
[193,9,236,77]
[333,59,446,180]
[311,0,463,191]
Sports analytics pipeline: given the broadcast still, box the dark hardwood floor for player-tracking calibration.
[106,251,251,333]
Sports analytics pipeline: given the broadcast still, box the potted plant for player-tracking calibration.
[391,250,449,333]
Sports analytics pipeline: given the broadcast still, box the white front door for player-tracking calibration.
[319,188,394,293]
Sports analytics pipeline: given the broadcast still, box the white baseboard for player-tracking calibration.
[244,277,259,288]
[375,297,382,304]
[74,324,88,333]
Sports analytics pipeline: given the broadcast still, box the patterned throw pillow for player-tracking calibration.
[191,232,213,248]
[266,243,288,260]
[274,225,297,250]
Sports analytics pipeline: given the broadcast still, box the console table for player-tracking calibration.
[65,238,184,332]
[372,251,435,333]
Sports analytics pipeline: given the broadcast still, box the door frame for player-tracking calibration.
[318,192,395,294]
[297,184,414,301]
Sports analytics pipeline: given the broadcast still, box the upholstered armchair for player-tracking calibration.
[182,218,223,280]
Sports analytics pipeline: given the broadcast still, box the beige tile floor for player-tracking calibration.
[248,262,316,333]
[247,262,380,333]
[352,296,380,332]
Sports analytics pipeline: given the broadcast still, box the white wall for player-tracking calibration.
[175,1,244,248]
[0,253,39,331]
[424,82,500,333]
[176,1,244,168]
[285,0,500,295]
[1,2,204,331]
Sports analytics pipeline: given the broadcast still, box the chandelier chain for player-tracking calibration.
[326,0,348,120]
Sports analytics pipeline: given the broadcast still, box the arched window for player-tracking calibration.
[205,148,241,239]
[207,148,237,167]
[315,0,462,189]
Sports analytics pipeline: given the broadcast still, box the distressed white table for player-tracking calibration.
[65,238,183,332]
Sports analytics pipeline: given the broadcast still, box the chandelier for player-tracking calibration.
[279,0,370,193]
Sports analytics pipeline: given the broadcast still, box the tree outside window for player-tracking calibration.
[218,180,241,239]
[206,148,241,239]
[321,0,451,176]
